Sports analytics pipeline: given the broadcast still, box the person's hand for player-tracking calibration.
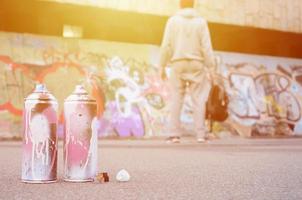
[206,70,213,82]
[160,68,167,81]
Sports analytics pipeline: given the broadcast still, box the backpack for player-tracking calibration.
[206,83,229,122]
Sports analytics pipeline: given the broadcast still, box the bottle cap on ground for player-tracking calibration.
[96,172,109,183]
[116,169,130,182]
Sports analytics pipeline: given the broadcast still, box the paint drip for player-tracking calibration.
[21,84,58,183]
[63,85,98,182]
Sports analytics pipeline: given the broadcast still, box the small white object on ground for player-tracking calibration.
[197,138,206,143]
[116,169,130,182]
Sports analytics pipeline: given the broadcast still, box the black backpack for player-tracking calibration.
[206,83,229,122]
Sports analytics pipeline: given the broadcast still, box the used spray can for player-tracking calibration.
[22,84,58,183]
[64,85,98,182]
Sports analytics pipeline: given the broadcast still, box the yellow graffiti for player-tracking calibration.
[264,96,283,114]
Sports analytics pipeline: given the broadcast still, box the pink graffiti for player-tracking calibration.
[42,48,80,65]
[143,75,170,101]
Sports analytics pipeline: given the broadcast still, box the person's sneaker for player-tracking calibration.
[197,138,207,143]
[205,133,216,140]
[166,136,181,144]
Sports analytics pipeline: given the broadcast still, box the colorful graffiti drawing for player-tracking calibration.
[99,56,145,137]
[98,57,170,137]
[218,60,302,136]
[228,73,260,125]
[1,32,302,138]
[0,56,35,115]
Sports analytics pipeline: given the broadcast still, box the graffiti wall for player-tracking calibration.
[0,31,302,138]
[216,53,302,137]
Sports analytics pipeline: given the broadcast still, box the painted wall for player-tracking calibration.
[51,0,302,33]
[0,31,302,138]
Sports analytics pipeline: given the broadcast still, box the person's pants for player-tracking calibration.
[168,60,211,138]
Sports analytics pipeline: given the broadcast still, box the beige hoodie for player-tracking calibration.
[160,8,216,70]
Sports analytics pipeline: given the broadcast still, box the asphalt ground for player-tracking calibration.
[1,138,302,200]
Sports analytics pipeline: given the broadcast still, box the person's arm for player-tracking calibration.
[159,18,173,80]
[200,20,216,72]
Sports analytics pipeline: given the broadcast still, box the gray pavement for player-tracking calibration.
[1,138,302,200]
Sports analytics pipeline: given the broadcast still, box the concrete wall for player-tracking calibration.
[51,0,302,33]
[1,31,302,139]
[196,0,302,33]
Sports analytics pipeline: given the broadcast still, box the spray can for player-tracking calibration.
[64,85,98,182]
[22,84,58,183]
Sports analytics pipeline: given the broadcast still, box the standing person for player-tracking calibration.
[160,0,216,143]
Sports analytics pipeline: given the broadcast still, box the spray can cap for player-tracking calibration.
[74,85,88,95]
[25,83,57,102]
[65,85,96,102]
[34,84,48,93]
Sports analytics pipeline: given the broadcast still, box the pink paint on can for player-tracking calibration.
[64,85,98,182]
[22,84,58,183]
